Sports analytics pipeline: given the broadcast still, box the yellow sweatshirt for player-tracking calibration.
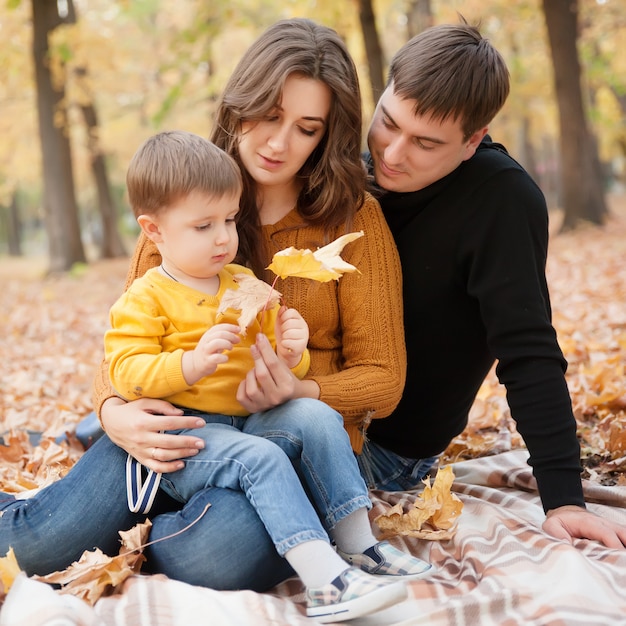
[104,265,309,416]
[94,193,406,452]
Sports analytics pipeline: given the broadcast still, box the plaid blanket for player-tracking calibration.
[3,450,625,625]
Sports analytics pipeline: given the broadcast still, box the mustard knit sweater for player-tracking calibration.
[93,193,406,453]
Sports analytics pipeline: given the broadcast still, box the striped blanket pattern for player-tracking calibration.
[2,450,625,625]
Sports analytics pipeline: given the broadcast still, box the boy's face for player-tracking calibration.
[140,190,240,281]
[367,84,487,194]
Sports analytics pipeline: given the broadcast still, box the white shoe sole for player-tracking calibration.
[306,580,407,623]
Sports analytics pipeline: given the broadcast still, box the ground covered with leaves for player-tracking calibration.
[1,196,626,494]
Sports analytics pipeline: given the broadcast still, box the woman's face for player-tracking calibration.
[238,74,331,192]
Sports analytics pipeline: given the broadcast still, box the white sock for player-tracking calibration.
[330,508,378,555]
[284,540,348,589]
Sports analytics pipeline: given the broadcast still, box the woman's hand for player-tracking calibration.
[236,333,320,413]
[100,396,206,473]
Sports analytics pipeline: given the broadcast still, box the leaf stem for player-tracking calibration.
[259,275,281,334]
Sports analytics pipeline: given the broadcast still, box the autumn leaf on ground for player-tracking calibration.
[0,548,22,598]
[266,231,364,282]
[375,466,463,541]
[32,519,152,605]
[217,273,282,335]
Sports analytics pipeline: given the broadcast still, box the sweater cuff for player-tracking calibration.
[534,467,586,513]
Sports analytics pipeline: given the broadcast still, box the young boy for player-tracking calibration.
[104,131,430,622]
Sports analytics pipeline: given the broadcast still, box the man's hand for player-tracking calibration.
[543,505,626,549]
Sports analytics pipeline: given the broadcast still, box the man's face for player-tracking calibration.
[367,84,487,193]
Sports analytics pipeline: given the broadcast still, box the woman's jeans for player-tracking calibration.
[160,398,370,555]
[356,438,439,491]
[0,398,369,591]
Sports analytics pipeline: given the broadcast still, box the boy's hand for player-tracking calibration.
[182,323,241,385]
[275,306,309,369]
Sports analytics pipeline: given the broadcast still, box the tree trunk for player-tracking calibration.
[7,192,23,256]
[75,68,127,259]
[406,0,433,39]
[542,0,608,230]
[66,0,125,259]
[31,0,86,271]
[356,0,385,107]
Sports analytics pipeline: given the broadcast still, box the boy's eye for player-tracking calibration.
[195,224,210,231]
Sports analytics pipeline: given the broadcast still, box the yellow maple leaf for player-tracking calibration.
[216,273,282,335]
[0,548,22,593]
[266,231,364,282]
[374,466,463,540]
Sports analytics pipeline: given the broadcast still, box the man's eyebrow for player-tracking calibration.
[381,104,446,145]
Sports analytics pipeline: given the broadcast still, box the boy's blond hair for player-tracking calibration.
[127,130,242,218]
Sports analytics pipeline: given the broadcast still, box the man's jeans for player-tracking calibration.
[357,438,439,491]
[160,398,371,556]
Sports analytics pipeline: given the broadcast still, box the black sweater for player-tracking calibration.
[366,138,585,512]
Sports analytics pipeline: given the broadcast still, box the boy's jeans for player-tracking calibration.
[357,438,439,491]
[160,398,371,555]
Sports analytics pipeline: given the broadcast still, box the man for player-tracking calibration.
[360,20,625,548]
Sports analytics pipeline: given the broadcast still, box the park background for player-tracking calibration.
[1,1,626,618]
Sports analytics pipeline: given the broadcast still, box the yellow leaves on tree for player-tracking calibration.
[266,231,364,282]
[30,520,152,606]
[375,466,463,541]
[217,273,282,335]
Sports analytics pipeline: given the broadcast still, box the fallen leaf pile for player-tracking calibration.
[375,466,463,540]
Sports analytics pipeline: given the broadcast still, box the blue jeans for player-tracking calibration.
[356,438,439,491]
[161,398,371,554]
[0,435,291,591]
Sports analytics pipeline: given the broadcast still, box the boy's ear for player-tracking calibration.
[137,214,163,243]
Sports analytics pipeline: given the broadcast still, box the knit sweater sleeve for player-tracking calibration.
[92,234,162,420]
[307,196,406,441]
[461,167,583,511]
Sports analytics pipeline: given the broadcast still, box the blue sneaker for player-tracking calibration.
[338,541,434,580]
[306,567,407,623]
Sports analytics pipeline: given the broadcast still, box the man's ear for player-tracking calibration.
[137,214,163,243]
[462,126,489,161]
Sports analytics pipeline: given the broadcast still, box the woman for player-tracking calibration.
[1,19,410,598]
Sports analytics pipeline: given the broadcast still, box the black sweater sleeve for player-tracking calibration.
[459,167,584,511]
